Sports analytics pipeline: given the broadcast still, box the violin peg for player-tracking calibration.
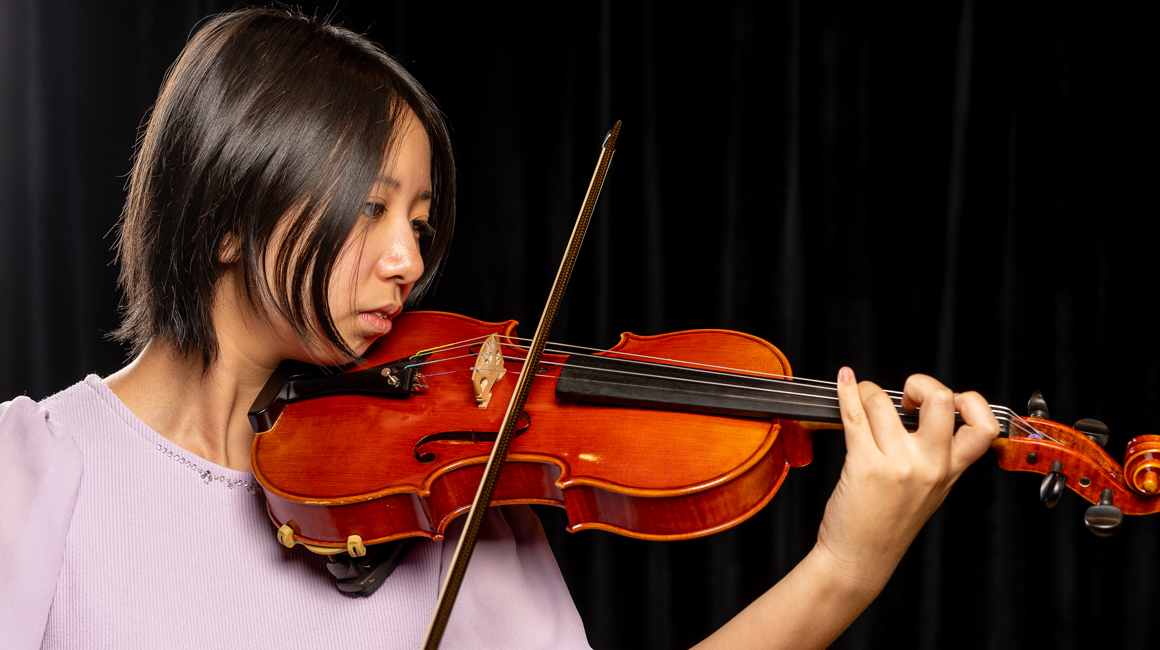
[1073,418,1110,448]
[1084,488,1123,536]
[1028,391,1050,420]
[1040,460,1067,508]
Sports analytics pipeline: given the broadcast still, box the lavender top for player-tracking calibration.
[0,376,590,649]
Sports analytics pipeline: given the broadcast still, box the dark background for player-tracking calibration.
[1,1,1155,648]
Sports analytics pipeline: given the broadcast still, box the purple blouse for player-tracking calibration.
[0,376,590,648]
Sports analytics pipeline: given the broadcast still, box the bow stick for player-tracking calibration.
[422,121,622,649]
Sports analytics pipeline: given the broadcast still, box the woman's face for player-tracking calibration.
[326,113,431,357]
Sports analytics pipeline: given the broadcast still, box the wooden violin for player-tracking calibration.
[249,309,1160,552]
[247,121,1153,648]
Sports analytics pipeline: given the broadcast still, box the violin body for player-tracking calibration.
[251,311,827,550]
[252,312,1160,552]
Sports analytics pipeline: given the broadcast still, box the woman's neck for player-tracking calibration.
[104,340,276,472]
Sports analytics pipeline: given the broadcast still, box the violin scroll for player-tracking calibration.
[991,406,1160,535]
[1123,435,1160,495]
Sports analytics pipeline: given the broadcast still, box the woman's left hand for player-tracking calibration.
[694,367,999,650]
[814,367,1001,593]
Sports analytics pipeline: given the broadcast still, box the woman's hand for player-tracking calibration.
[815,367,1001,595]
[694,367,999,650]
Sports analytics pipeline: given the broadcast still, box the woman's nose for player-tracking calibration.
[374,216,424,285]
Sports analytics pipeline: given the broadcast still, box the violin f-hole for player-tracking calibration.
[412,411,532,463]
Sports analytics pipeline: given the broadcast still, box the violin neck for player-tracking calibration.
[555,355,1007,436]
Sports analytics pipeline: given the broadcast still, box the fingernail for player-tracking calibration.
[838,367,853,382]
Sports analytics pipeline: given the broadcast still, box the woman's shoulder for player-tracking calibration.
[34,375,118,425]
[0,383,88,649]
[3,373,105,418]
[1,379,88,493]
[0,378,91,516]
[1,385,83,457]
[0,393,50,433]
[4,375,145,450]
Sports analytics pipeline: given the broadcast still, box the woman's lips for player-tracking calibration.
[359,310,394,335]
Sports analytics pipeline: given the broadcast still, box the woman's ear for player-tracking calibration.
[218,233,241,264]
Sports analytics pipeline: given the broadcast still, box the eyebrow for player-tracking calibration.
[373,175,433,200]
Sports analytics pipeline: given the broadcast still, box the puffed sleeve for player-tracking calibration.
[0,397,83,649]
[440,505,591,649]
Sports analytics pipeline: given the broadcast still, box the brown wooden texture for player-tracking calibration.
[252,311,1160,550]
[991,419,1160,515]
[251,311,804,548]
[1123,434,1160,495]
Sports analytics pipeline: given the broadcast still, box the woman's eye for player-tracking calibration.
[411,219,435,255]
[411,219,435,238]
[362,202,386,219]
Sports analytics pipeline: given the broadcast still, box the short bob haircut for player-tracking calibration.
[113,7,455,368]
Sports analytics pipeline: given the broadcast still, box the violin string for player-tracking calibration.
[524,358,1043,438]
[422,366,1048,440]
[464,350,1042,436]
[506,352,1047,439]
[412,334,1025,430]
[408,337,1036,433]
[480,336,829,386]
[412,334,496,358]
[407,343,1046,441]
[404,335,837,390]
[400,334,1050,441]
[410,340,837,397]
[408,351,1049,442]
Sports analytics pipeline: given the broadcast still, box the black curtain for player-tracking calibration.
[2,1,1154,648]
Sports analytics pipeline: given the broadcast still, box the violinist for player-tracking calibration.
[0,7,999,649]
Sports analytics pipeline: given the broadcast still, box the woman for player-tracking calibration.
[0,7,999,648]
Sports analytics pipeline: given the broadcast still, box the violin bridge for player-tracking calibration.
[471,334,507,408]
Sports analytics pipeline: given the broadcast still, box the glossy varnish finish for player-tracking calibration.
[992,419,1160,515]
[253,312,1160,550]
[253,311,811,548]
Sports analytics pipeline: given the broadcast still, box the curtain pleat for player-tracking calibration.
[2,1,1155,647]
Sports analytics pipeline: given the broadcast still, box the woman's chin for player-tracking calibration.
[346,333,384,359]
[278,339,358,368]
[351,339,376,357]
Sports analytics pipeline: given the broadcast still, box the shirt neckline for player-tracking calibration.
[82,374,255,480]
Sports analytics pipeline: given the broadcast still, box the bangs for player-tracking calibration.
[113,8,455,368]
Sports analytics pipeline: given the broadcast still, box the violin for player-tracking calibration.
[249,309,1160,554]
[248,122,1154,648]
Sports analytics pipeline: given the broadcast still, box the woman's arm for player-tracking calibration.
[0,397,84,649]
[694,367,1000,650]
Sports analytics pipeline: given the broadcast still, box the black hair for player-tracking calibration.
[112,6,455,368]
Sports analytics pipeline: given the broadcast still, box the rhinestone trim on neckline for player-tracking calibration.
[157,444,260,495]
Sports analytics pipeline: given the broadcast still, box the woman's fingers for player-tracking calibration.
[821,367,999,592]
[838,367,998,480]
[857,380,909,456]
[901,374,957,455]
[950,390,1001,474]
[836,367,878,456]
